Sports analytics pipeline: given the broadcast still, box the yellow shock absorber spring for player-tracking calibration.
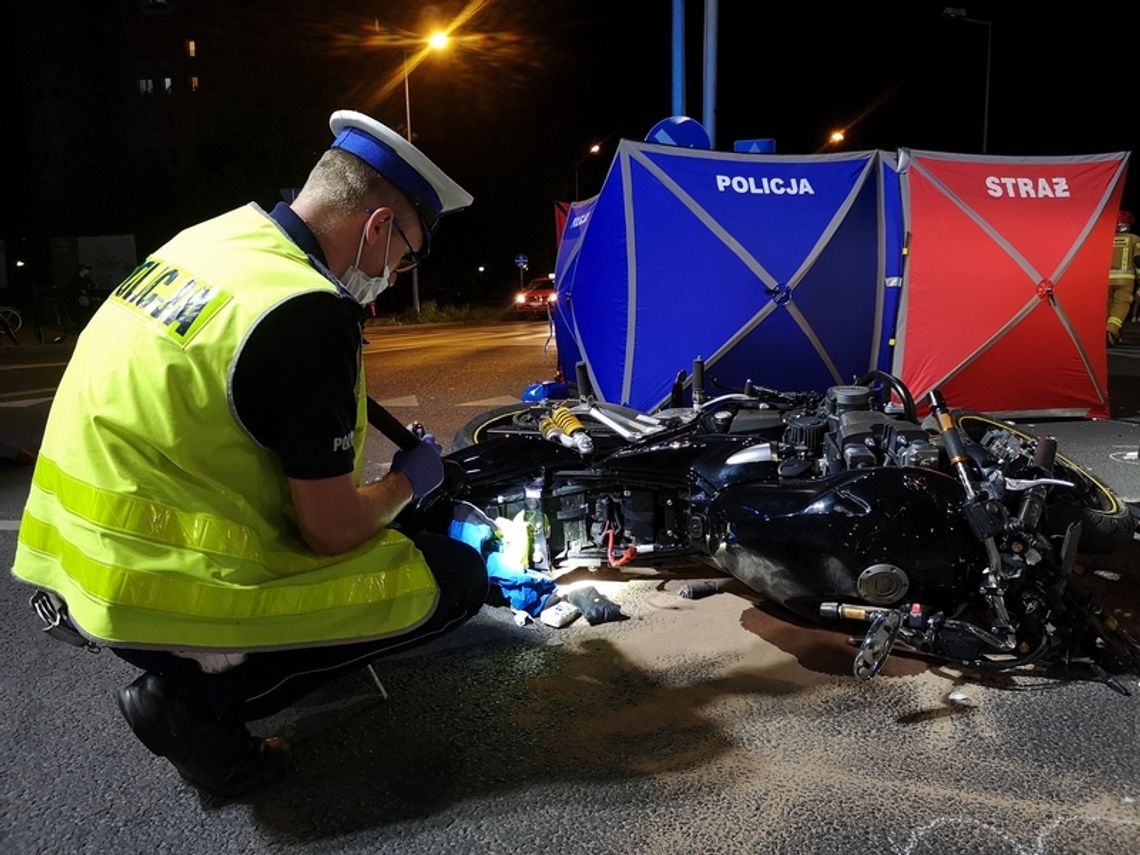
[538,416,560,441]
[550,406,584,436]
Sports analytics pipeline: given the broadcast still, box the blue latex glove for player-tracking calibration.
[391,440,444,499]
[448,502,498,557]
[420,433,443,455]
[485,552,557,616]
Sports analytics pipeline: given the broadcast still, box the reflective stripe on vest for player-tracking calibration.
[15,510,437,650]
[1110,233,1140,279]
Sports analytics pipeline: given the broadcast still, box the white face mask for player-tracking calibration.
[341,220,393,305]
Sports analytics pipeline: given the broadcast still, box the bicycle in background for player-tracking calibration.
[1,305,23,344]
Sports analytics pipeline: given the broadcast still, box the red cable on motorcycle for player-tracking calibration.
[604,524,638,568]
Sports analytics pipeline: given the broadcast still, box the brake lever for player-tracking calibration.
[1003,477,1074,491]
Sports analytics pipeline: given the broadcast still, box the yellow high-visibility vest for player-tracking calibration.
[1110,232,1140,281]
[12,204,438,651]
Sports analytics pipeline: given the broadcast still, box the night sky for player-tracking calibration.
[405,0,1140,304]
[4,0,1139,306]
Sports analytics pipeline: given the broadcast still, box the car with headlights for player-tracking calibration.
[514,275,557,318]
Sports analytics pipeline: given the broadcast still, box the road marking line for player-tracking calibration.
[0,362,69,371]
[459,396,524,407]
[0,521,20,531]
[374,395,419,407]
[0,387,57,399]
[0,396,54,408]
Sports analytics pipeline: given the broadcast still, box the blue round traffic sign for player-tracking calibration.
[646,116,712,150]
[514,254,529,269]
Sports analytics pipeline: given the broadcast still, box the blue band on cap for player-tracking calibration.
[331,127,443,228]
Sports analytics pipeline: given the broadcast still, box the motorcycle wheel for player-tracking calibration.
[953,410,1136,554]
[450,404,541,452]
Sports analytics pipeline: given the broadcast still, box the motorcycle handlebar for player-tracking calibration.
[367,394,466,504]
[366,396,420,452]
[1018,435,1059,531]
[692,357,705,408]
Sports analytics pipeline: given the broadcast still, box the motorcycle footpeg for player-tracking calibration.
[853,609,904,682]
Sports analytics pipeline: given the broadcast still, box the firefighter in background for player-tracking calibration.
[1108,209,1140,346]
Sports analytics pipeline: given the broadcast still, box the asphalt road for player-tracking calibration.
[2,320,1140,854]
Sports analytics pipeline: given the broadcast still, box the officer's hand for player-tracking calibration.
[391,439,444,499]
[420,433,443,455]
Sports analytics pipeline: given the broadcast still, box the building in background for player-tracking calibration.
[1,1,342,300]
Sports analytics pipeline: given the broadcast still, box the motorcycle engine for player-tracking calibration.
[783,414,828,459]
[811,384,940,474]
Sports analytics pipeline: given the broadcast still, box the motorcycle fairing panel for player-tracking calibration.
[893,150,1129,419]
[553,141,888,411]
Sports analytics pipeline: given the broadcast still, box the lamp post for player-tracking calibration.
[403,31,449,314]
[573,143,601,200]
[941,7,992,154]
[403,51,413,141]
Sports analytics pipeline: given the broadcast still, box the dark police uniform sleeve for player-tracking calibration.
[232,290,364,479]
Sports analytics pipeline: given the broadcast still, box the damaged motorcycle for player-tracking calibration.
[376,361,1140,693]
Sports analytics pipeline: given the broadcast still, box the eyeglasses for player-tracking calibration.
[392,219,428,273]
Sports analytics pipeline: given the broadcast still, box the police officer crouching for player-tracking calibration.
[10,110,488,797]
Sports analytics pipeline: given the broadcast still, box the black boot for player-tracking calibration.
[117,672,292,797]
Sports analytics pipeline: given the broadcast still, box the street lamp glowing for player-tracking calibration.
[401,30,452,316]
[589,144,600,155]
[829,130,845,144]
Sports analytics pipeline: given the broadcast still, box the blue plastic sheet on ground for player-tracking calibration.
[448,503,556,617]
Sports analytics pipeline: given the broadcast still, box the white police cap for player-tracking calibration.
[329,109,473,231]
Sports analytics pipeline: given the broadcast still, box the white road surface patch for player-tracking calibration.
[373,395,419,408]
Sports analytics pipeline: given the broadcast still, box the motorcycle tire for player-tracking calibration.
[953,410,1136,554]
[450,404,542,452]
